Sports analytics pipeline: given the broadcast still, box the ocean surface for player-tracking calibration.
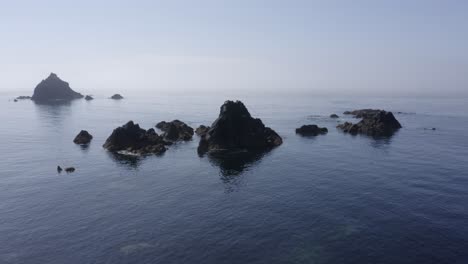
[1,92,468,264]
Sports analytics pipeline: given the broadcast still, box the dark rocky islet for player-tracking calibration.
[103,121,168,155]
[296,125,328,136]
[73,130,93,145]
[337,110,402,136]
[110,94,124,100]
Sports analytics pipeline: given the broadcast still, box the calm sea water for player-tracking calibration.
[1,92,468,264]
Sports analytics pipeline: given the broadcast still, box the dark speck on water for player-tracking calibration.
[1,94,468,264]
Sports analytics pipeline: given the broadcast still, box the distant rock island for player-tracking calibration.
[85,95,94,101]
[198,100,282,153]
[338,109,402,136]
[110,94,124,100]
[31,73,83,102]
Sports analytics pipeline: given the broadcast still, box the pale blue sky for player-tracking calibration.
[1,0,467,96]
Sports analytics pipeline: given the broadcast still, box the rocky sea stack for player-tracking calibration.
[110,94,124,100]
[198,100,282,153]
[337,110,402,136]
[73,130,93,145]
[296,125,328,136]
[31,73,83,102]
[156,120,194,141]
[103,121,167,155]
[85,95,94,101]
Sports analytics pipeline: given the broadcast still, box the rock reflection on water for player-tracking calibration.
[201,149,269,191]
[106,151,143,169]
[204,149,267,176]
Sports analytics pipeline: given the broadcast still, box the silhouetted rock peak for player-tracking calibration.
[198,100,282,153]
[31,73,83,102]
[338,110,402,136]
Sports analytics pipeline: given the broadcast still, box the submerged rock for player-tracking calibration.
[198,100,282,153]
[73,130,93,145]
[110,94,124,100]
[195,125,210,136]
[296,125,328,136]
[156,120,194,141]
[343,109,383,118]
[85,95,94,101]
[337,110,402,136]
[103,121,167,155]
[31,73,83,102]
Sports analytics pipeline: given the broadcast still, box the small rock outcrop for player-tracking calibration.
[337,110,402,136]
[85,95,94,101]
[73,130,93,145]
[343,109,382,118]
[330,114,339,118]
[103,121,167,155]
[156,120,194,141]
[31,73,83,102]
[198,100,282,153]
[296,125,328,136]
[110,94,124,100]
[57,166,63,173]
[195,125,210,136]
[65,167,75,173]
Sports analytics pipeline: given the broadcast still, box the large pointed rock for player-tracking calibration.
[31,73,83,102]
[198,100,282,153]
[103,121,167,155]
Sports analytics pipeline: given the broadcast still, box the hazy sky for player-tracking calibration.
[1,0,467,96]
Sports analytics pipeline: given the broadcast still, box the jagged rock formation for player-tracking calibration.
[296,125,328,136]
[337,110,402,136]
[103,121,167,155]
[156,120,194,141]
[195,125,210,136]
[110,94,124,100]
[31,73,83,102]
[73,130,93,145]
[198,100,282,153]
